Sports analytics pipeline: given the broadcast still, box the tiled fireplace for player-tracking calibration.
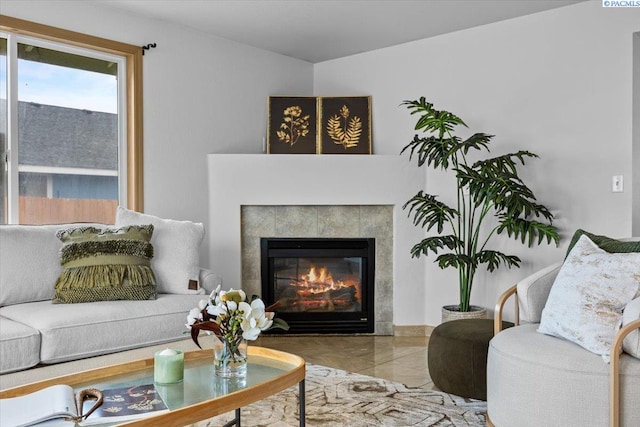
[207,154,427,334]
[241,205,392,334]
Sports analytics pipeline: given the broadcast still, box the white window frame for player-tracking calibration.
[3,32,127,223]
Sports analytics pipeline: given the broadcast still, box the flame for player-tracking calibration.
[277,264,362,311]
[294,265,359,298]
[300,266,345,292]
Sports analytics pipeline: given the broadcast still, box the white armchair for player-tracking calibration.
[487,262,640,427]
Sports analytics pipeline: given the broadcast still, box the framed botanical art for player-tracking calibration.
[267,95,372,154]
[319,96,372,154]
[267,96,318,154]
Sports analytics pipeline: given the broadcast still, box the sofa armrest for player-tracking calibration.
[516,262,562,324]
[198,268,223,294]
[494,262,563,334]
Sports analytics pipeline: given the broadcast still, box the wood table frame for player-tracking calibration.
[0,346,306,427]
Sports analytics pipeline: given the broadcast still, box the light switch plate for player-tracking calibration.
[612,175,623,192]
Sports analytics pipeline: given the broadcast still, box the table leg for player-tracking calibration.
[221,408,241,427]
[299,379,305,427]
[222,380,303,427]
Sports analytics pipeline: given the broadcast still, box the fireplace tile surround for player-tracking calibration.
[241,205,393,335]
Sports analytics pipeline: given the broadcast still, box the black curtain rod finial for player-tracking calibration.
[142,43,157,55]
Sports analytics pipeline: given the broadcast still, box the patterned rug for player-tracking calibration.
[192,364,487,427]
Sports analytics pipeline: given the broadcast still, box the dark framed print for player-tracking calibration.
[319,96,372,154]
[267,96,318,154]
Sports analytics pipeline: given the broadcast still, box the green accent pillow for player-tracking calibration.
[53,225,157,304]
[565,229,640,258]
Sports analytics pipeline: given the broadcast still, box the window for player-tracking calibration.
[0,16,143,224]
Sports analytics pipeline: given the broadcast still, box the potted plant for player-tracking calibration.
[401,98,559,321]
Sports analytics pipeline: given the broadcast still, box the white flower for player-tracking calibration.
[206,304,225,317]
[251,298,265,311]
[258,316,273,330]
[238,298,274,337]
[250,299,265,317]
[238,301,252,318]
[209,285,221,300]
[251,299,274,330]
[219,288,246,304]
[241,317,257,330]
[242,326,261,341]
[186,307,203,326]
[215,289,227,305]
[198,299,208,310]
[241,315,261,340]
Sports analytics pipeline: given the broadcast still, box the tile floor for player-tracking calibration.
[254,334,435,389]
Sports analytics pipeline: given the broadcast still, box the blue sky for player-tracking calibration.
[18,60,118,114]
[1,58,118,114]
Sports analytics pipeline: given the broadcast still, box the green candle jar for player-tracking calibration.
[154,348,184,384]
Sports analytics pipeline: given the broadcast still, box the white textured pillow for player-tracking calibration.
[622,297,640,359]
[1,224,66,305]
[115,207,205,295]
[0,223,105,306]
[538,235,640,361]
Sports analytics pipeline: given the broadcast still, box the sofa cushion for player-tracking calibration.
[0,316,40,374]
[53,225,156,303]
[538,235,640,360]
[0,224,76,306]
[115,207,205,295]
[0,294,205,364]
[488,324,640,427]
[566,228,640,257]
[623,298,640,359]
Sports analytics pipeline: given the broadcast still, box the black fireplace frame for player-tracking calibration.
[260,237,375,334]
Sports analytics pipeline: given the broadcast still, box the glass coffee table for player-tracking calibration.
[0,346,306,426]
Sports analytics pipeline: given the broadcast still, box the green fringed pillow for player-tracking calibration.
[53,225,157,304]
[565,229,640,258]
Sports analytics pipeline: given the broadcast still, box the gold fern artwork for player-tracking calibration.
[276,106,310,146]
[326,105,362,149]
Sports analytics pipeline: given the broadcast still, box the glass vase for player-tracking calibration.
[212,335,248,378]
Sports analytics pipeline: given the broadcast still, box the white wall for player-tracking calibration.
[314,2,640,326]
[0,0,314,266]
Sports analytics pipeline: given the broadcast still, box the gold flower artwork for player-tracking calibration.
[326,105,362,149]
[276,106,310,146]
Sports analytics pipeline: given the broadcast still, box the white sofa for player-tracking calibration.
[0,223,219,374]
[487,258,640,427]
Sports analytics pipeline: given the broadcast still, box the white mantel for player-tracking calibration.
[207,154,427,328]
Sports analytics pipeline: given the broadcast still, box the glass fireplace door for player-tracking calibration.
[261,238,375,334]
[273,256,363,312]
